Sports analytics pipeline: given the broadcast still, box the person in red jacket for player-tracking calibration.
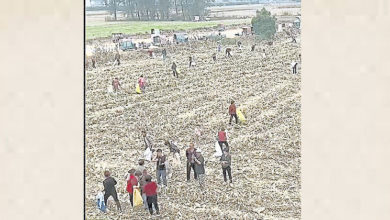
[229,101,238,125]
[143,175,160,215]
[217,127,229,152]
[126,169,138,207]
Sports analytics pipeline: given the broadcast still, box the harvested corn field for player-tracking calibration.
[85,30,301,219]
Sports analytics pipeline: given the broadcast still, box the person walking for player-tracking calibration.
[217,128,229,152]
[126,169,138,207]
[229,101,238,125]
[186,143,197,182]
[152,149,167,187]
[194,149,205,189]
[218,44,222,52]
[225,48,232,57]
[292,61,298,74]
[143,175,160,215]
[171,62,178,78]
[220,149,232,183]
[103,171,122,212]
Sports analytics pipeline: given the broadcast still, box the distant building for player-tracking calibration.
[88,0,106,7]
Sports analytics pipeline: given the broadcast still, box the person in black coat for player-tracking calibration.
[103,171,122,212]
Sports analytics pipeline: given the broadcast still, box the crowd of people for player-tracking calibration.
[96,32,300,216]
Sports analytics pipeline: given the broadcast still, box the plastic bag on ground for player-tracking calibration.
[96,191,106,212]
[213,141,222,157]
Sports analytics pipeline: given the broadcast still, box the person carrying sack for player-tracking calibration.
[126,169,138,207]
[220,149,232,184]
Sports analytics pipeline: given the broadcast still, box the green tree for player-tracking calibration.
[251,7,276,40]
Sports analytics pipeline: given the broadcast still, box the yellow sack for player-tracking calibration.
[136,84,142,94]
[133,188,143,207]
[237,109,247,124]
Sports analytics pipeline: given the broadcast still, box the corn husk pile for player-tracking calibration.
[85,30,301,220]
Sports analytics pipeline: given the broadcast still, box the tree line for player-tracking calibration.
[103,0,213,21]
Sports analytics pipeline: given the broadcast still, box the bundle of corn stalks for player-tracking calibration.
[85,29,301,219]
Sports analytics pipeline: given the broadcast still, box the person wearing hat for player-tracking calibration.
[220,149,232,184]
[102,171,122,212]
[194,148,205,189]
[152,149,167,187]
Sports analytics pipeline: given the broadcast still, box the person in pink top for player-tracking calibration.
[138,75,146,92]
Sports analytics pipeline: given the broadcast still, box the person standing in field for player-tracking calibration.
[152,149,168,187]
[91,57,96,68]
[217,127,229,152]
[251,44,256,52]
[229,101,238,125]
[112,78,121,93]
[171,61,178,78]
[218,44,222,52]
[194,149,205,189]
[142,131,153,152]
[189,56,193,67]
[126,169,138,207]
[212,53,217,62]
[143,175,160,215]
[292,61,298,74]
[139,169,149,210]
[220,149,232,184]
[186,143,197,182]
[103,171,122,212]
[162,48,167,60]
[114,52,120,65]
[194,127,203,147]
[138,75,146,93]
